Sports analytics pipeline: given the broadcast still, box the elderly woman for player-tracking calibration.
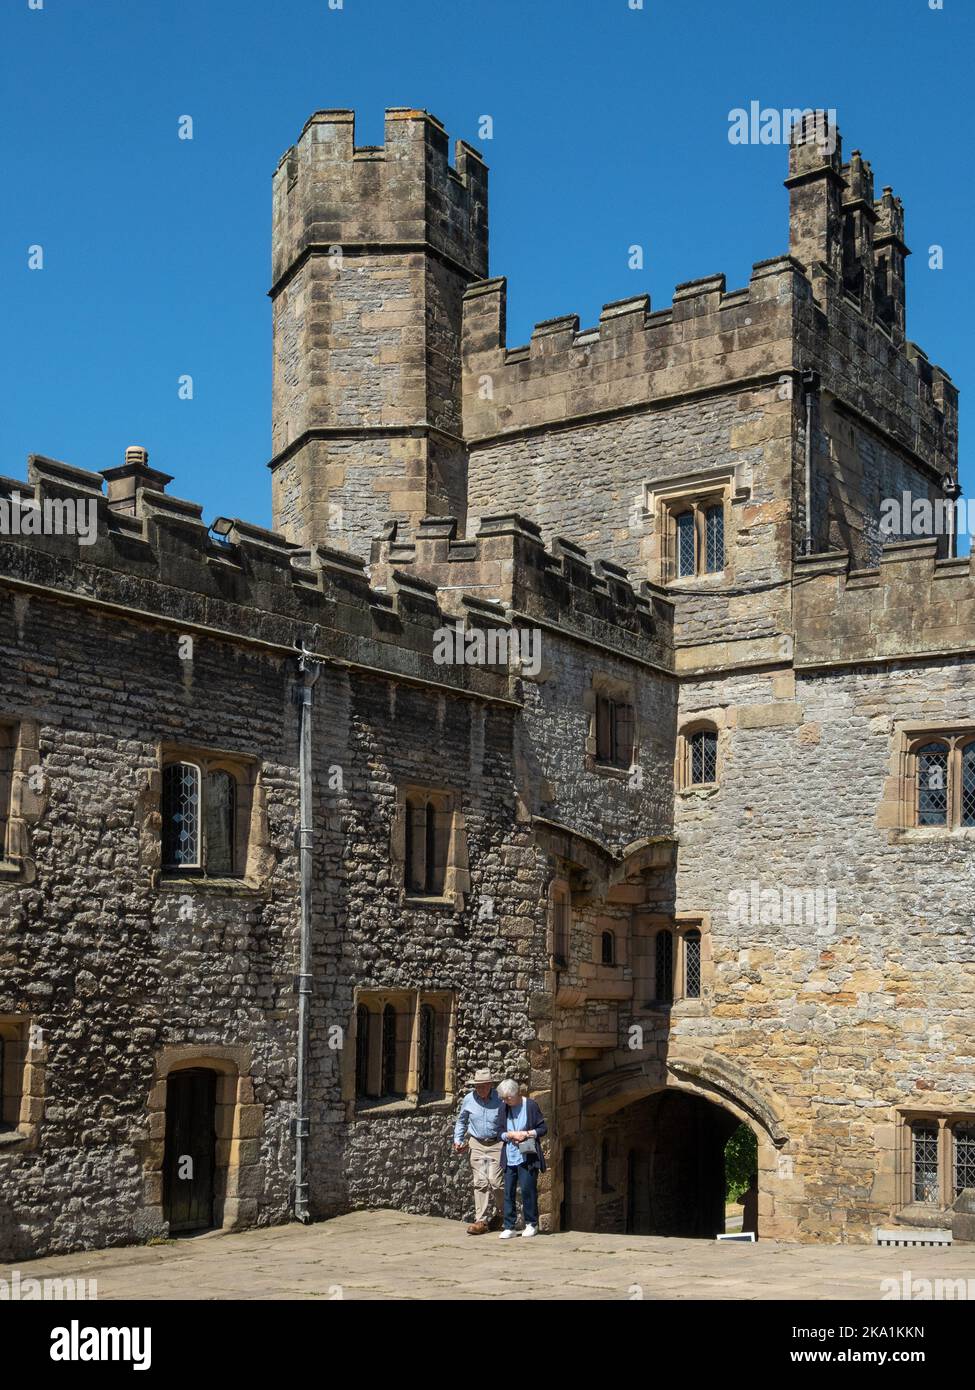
[497,1078,547,1239]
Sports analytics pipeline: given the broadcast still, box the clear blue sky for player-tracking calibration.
[2,0,971,530]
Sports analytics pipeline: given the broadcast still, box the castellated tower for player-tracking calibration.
[269,109,488,556]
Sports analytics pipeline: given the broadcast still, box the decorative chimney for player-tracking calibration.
[101,445,174,515]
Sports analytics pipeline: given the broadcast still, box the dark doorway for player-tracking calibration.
[163,1069,217,1234]
[619,1090,742,1238]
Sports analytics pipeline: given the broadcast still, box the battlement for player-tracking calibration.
[794,540,975,668]
[0,456,513,701]
[371,513,674,670]
[271,107,488,289]
[463,257,801,440]
[464,115,956,483]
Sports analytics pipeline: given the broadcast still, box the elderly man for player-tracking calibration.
[453,1066,504,1234]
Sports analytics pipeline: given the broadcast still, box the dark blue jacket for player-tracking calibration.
[500,1097,548,1172]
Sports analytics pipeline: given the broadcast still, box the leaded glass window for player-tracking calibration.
[917,743,948,826]
[962,744,975,828]
[655,929,674,1004]
[690,729,718,784]
[912,1122,940,1203]
[162,762,201,868]
[685,929,702,999]
[705,505,724,573]
[955,1126,975,1198]
[676,511,695,578]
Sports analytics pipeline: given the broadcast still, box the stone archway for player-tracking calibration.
[144,1045,263,1236]
[563,1051,790,1237]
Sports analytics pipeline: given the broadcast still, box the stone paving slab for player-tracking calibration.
[3,1210,974,1301]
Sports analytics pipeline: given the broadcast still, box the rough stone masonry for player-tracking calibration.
[0,106,970,1259]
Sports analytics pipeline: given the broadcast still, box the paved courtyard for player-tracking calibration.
[4,1211,974,1300]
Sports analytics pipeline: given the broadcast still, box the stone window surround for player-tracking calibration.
[391,783,470,911]
[347,988,457,1116]
[143,1046,262,1236]
[882,722,975,839]
[644,465,750,586]
[584,674,639,779]
[0,1015,45,1151]
[148,743,271,892]
[675,710,727,795]
[897,1108,975,1213]
[645,913,711,1017]
[0,718,46,887]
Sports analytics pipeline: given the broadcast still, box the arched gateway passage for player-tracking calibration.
[570,1057,788,1238]
[622,1090,741,1237]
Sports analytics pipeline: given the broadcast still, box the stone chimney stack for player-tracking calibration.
[101,446,174,516]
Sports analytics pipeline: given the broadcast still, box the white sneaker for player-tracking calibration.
[522,1224,537,1238]
[498,1228,519,1239]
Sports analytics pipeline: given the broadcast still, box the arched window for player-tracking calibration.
[655,929,674,1004]
[417,1004,435,1093]
[601,930,615,966]
[162,760,240,874]
[381,1005,398,1097]
[689,729,718,785]
[355,1005,371,1098]
[684,929,702,1000]
[162,762,201,868]
[917,742,949,825]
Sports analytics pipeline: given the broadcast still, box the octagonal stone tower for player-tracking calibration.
[269,109,488,556]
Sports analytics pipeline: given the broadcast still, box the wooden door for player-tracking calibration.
[163,1069,217,1234]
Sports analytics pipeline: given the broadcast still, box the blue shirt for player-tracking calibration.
[453,1089,504,1145]
[502,1098,529,1167]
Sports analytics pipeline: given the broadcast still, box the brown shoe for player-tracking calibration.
[466,1221,489,1235]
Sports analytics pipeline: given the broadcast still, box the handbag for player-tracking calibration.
[507,1102,538,1158]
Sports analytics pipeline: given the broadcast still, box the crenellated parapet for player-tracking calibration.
[269,109,489,559]
[371,512,674,669]
[462,258,800,443]
[794,540,975,669]
[0,455,513,701]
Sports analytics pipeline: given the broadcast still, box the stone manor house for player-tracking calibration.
[1,107,972,1259]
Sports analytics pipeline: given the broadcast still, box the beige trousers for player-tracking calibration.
[467,1136,503,1222]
